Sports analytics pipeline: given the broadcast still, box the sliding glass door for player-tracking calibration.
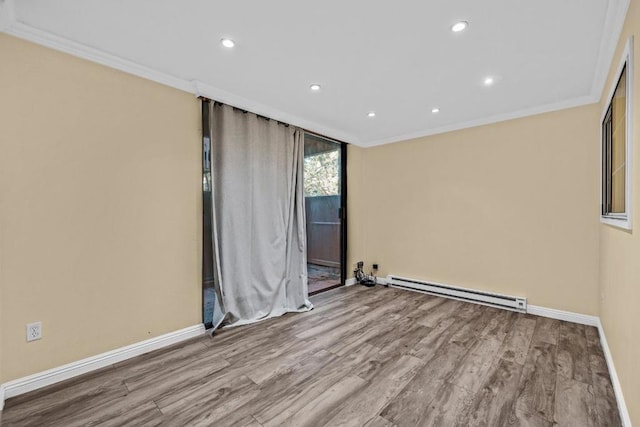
[303,133,347,294]
[202,106,348,327]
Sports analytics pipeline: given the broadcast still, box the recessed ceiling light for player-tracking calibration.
[451,21,468,32]
[367,111,376,118]
[221,38,235,48]
[483,76,495,86]
[431,108,440,114]
[310,84,321,91]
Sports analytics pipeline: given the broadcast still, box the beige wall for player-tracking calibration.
[598,0,640,422]
[0,34,202,382]
[348,103,601,315]
[2,5,638,420]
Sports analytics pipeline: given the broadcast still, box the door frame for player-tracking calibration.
[340,141,348,286]
[303,131,348,295]
[201,100,215,329]
[201,100,350,323]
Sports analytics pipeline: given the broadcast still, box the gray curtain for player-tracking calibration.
[209,103,312,326]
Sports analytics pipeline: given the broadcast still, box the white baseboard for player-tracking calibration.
[345,277,387,287]
[526,305,599,326]
[597,319,631,427]
[0,302,631,425]
[0,324,205,410]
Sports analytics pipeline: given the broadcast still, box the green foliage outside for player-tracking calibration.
[304,150,340,196]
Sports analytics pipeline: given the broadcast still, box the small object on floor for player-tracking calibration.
[354,262,377,287]
[360,277,376,287]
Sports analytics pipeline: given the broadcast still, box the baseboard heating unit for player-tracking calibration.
[386,275,527,313]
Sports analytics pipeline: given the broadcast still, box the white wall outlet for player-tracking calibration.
[26,321,42,342]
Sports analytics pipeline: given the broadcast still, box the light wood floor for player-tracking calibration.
[1,286,621,426]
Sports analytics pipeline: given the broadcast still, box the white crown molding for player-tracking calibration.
[363,94,598,147]
[339,0,630,148]
[1,20,360,145]
[0,0,630,148]
[590,0,631,102]
[4,21,194,93]
[597,319,632,427]
[193,81,359,144]
[0,324,205,409]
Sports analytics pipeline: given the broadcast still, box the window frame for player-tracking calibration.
[600,36,634,230]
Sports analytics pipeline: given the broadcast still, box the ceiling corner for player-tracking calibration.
[362,93,599,148]
[589,0,631,102]
[3,1,618,147]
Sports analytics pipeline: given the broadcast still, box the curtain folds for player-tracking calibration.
[209,103,312,327]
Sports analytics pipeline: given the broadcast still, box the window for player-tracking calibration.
[601,37,633,229]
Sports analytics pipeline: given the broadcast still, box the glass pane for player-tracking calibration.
[304,150,340,196]
[304,134,342,294]
[610,66,626,213]
[611,165,625,213]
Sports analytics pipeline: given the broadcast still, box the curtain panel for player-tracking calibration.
[208,103,312,326]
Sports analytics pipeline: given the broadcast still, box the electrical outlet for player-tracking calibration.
[26,321,42,342]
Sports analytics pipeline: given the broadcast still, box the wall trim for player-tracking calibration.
[597,319,632,427]
[364,94,599,147]
[193,81,358,144]
[1,20,360,146]
[5,21,194,93]
[0,0,629,148]
[345,277,387,287]
[526,305,599,326]
[590,0,631,101]
[0,324,205,410]
[0,303,631,425]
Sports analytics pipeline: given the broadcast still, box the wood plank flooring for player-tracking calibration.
[0,286,621,426]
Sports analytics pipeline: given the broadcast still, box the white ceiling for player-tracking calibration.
[2,0,629,146]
